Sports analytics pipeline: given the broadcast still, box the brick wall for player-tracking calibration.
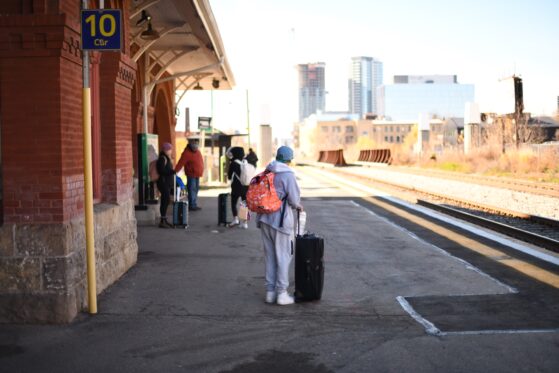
[0,4,83,224]
[0,0,139,323]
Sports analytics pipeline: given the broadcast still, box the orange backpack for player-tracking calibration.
[246,170,283,214]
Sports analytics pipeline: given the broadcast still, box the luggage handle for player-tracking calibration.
[296,209,306,237]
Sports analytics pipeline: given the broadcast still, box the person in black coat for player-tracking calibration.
[157,143,175,228]
[245,148,258,167]
[227,146,247,227]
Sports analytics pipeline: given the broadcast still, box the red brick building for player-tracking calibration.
[0,0,234,323]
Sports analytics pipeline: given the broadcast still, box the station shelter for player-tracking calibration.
[0,0,234,323]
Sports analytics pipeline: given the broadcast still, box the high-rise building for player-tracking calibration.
[297,63,326,121]
[349,57,383,117]
[378,75,474,121]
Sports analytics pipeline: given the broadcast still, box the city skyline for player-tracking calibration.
[179,0,559,138]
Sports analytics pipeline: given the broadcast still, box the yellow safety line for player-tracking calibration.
[300,166,559,289]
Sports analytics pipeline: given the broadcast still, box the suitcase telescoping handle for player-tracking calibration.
[297,208,305,237]
[297,209,300,237]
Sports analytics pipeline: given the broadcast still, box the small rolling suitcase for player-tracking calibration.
[172,176,188,229]
[218,193,231,226]
[294,211,324,302]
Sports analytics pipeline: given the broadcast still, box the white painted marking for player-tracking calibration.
[349,200,518,293]
[310,167,559,267]
[396,296,441,336]
[441,329,559,336]
[398,294,559,337]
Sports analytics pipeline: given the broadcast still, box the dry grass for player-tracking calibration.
[392,146,559,183]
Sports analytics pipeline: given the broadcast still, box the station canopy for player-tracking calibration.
[130,0,235,91]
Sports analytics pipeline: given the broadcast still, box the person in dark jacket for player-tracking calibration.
[245,148,258,167]
[157,143,175,228]
[227,146,247,228]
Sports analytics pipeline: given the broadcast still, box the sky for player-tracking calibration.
[178,0,559,139]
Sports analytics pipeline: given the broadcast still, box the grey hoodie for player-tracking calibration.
[256,161,301,235]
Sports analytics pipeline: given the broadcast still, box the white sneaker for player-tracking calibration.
[228,217,240,227]
[276,292,294,306]
[265,291,276,304]
[240,222,248,229]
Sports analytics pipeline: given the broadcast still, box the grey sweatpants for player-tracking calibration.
[260,223,294,293]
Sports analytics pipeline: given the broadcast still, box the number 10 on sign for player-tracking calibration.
[81,9,122,51]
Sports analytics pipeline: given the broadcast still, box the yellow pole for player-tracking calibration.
[83,88,97,314]
[82,0,97,314]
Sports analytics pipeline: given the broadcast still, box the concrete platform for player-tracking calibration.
[1,170,558,372]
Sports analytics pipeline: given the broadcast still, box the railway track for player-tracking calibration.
[357,163,559,198]
[303,164,559,254]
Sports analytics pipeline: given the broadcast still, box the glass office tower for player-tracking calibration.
[349,57,383,117]
[377,75,474,121]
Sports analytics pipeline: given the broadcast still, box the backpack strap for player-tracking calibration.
[279,193,289,228]
[231,159,242,183]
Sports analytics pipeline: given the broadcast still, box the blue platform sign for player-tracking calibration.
[81,9,122,51]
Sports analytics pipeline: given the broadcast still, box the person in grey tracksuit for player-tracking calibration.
[256,146,302,306]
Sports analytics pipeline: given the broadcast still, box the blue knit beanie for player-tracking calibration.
[276,146,294,163]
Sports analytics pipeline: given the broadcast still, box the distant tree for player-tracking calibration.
[402,124,418,151]
[483,115,546,154]
[356,136,376,150]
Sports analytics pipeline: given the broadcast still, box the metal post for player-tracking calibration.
[143,54,150,134]
[210,89,215,155]
[81,0,97,314]
[246,89,251,147]
[140,54,150,207]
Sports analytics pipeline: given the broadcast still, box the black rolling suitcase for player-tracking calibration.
[172,176,188,229]
[218,193,231,226]
[294,211,324,302]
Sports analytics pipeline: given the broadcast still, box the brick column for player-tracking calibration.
[99,52,136,203]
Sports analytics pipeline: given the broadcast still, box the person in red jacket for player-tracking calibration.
[175,139,204,211]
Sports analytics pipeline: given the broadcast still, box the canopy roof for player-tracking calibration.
[130,0,235,91]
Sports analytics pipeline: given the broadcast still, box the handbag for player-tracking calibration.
[238,201,250,221]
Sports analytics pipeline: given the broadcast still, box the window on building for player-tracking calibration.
[384,136,388,142]
[390,136,393,142]
[396,136,400,143]
[345,126,354,133]
[362,131,368,136]
[345,136,354,143]
[396,127,400,132]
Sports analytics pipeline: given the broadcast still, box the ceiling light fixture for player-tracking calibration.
[140,18,160,40]
[136,10,149,26]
